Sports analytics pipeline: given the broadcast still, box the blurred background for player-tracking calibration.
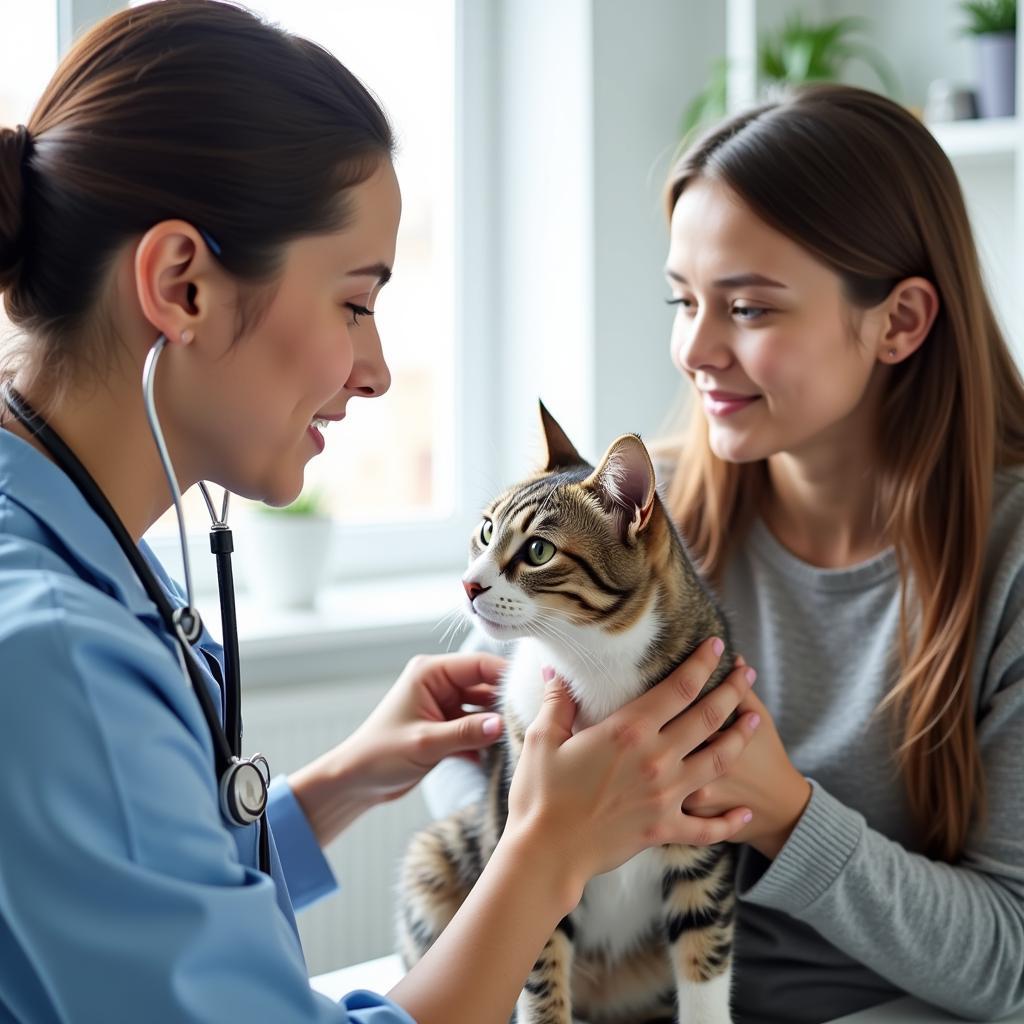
[2,0,1022,975]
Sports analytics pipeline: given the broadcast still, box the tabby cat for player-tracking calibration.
[398,403,738,1024]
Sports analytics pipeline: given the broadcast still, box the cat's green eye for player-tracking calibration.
[525,538,556,566]
[479,519,494,545]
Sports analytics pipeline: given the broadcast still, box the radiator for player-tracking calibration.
[241,677,433,977]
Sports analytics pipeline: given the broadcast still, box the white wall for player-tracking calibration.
[493,0,722,479]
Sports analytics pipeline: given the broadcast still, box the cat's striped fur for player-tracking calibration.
[398,403,737,1024]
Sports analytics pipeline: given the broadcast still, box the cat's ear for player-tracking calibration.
[539,400,586,471]
[584,433,657,543]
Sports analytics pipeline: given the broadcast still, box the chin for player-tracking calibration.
[468,608,530,641]
[255,470,308,508]
[708,429,778,465]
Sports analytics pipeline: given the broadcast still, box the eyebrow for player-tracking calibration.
[348,263,393,285]
[665,268,787,289]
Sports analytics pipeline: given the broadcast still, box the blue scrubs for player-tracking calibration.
[0,428,415,1023]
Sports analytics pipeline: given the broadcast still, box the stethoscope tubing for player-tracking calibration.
[1,349,270,872]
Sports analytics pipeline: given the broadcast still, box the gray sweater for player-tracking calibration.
[423,467,1024,1023]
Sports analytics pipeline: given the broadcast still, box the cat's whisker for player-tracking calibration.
[531,611,615,687]
[433,605,471,653]
[432,605,462,636]
[536,612,616,684]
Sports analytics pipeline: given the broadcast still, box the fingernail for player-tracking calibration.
[482,715,502,737]
[748,713,761,729]
[712,638,724,656]
[745,668,757,686]
[541,665,555,682]
[742,811,753,823]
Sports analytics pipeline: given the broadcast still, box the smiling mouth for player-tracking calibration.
[702,393,762,418]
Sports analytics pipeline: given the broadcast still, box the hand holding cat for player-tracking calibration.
[681,680,813,859]
[288,652,507,846]
[503,637,761,908]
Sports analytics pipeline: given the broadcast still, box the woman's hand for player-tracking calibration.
[289,652,507,846]
[504,637,761,908]
[681,680,812,859]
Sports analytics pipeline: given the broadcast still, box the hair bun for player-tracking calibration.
[0,124,32,292]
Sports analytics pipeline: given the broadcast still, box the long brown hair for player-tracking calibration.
[663,84,1024,862]
[0,0,393,399]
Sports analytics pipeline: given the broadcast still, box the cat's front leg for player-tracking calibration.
[515,921,575,1024]
[664,843,736,1024]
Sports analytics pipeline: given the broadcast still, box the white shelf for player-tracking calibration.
[928,116,1020,159]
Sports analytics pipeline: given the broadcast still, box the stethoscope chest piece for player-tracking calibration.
[220,754,271,826]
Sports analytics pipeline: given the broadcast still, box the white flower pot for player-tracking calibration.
[239,513,335,611]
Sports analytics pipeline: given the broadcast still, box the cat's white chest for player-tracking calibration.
[501,611,660,730]
[500,630,667,959]
[572,848,664,957]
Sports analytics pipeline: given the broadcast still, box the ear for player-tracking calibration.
[539,399,587,471]
[874,276,940,365]
[583,433,657,543]
[133,219,221,349]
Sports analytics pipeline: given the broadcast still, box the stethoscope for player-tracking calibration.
[1,337,272,874]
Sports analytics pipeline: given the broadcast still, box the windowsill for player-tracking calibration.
[194,569,471,689]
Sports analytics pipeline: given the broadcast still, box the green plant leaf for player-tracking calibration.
[960,0,1016,34]
[758,12,898,95]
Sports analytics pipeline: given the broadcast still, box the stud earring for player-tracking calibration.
[887,347,897,359]
[181,328,195,344]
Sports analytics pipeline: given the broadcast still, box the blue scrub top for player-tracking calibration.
[0,428,415,1023]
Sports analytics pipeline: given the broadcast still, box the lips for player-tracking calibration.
[701,390,761,418]
[307,424,326,453]
[306,410,344,453]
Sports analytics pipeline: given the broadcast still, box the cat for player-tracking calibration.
[397,402,738,1024]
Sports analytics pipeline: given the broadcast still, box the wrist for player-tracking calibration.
[497,819,585,920]
[288,738,380,848]
[752,773,812,860]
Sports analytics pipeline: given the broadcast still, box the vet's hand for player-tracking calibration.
[505,637,760,899]
[342,652,507,803]
[288,653,507,847]
[681,678,811,858]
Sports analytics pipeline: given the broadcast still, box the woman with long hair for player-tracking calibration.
[432,83,1024,1022]
[657,82,1024,1022]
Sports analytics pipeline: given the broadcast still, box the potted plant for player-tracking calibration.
[961,0,1017,117]
[682,14,898,138]
[241,487,335,611]
[758,14,899,102]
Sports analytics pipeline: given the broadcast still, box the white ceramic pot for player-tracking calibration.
[239,512,335,611]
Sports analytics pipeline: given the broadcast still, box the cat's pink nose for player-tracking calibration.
[463,580,489,602]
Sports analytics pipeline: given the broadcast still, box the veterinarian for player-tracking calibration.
[0,4,759,1022]
[430,84,1024,1024]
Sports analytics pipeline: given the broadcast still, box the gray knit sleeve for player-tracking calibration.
[421,626,508,820]
[739,605,1024,1019]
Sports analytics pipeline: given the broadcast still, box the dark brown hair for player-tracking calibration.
[662,84,1024,863]
[0,0,393,391]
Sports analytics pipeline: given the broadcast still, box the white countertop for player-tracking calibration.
[310,954,1024,1022]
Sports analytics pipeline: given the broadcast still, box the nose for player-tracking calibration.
[347,319,392,399]
[463,580,490,602]
[673,310,733,377]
